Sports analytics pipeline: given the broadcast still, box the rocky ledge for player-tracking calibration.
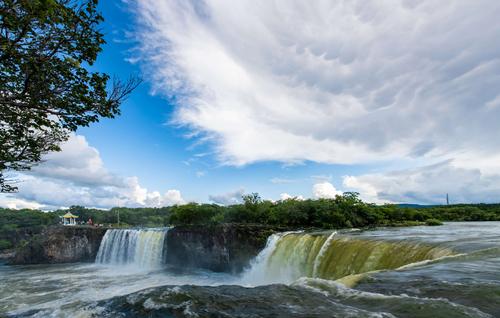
[8,224,279,272]
[9,226,108,265]
[165,224,277,273]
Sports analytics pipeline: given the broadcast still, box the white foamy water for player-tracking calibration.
[0,263,237,317]
[1,222,500,317]
[240,231,303,286]
[95,228,167,270]
[312,231,337,277]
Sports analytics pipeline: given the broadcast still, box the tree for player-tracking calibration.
[0,0,141,192]
[243,193,261,206]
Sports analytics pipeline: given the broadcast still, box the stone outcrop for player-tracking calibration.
[10,226,107,265]
[165,224,277,272]
[9,224,280,272]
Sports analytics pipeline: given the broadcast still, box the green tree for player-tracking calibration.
[0,0,141,192]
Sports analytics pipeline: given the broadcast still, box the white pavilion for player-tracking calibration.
[61,212,79,226]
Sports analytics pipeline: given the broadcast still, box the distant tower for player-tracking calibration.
[446,193,449,205]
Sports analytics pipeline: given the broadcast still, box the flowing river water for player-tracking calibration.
[0,222,499,317]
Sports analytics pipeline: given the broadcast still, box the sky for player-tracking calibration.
[2,0,500,210]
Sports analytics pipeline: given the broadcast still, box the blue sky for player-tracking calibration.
[2,1,500,209]
[78,1,373,203]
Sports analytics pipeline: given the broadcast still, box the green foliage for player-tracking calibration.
[0,239,13,250]
[167,193,500,228]
[425,218,443,226]
[1,195,500,250]
[59,205,172,227]
[169,203,221,225]
[0,0,140,192]
[0,208,58,228]
[0,206,172,249]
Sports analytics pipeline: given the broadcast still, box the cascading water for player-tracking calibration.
[243,231,455,285]
[312,231,337,277]
[95,228,168,270]
[3,222,500,318]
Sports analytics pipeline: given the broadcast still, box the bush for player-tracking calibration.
[0,239,13,250]
[425,218,443,226]
[169,203,222,225]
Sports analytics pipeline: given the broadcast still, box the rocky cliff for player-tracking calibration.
[10,226,108,265]
[165,224,277,272]
[9,224,278,271]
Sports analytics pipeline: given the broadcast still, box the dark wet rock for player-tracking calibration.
[8,223,279,270]
[9,226,107,264]
[166,224,277,273]
[89,284,384,318]
[0,249,15,263]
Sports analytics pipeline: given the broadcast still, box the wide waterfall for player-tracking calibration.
[243,231,455,285]
[95,228,168,269]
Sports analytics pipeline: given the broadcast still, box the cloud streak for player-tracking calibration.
[133,0,500,168]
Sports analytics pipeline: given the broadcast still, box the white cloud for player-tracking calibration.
[29,135,122,187]
[343,160,500,204]
[0,196,44,210]
[209,188,245,205]
[196,170,206,178]
[312,182,342,199]
[133,0,500,169]
[144,189,185,207]
[280,193,304,201]
[342,175,384,204]
[0,134,184,210]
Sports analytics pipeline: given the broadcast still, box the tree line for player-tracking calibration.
[2,192,500,250]
[168,193,500,227]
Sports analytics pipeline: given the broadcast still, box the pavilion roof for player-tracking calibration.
[62,212,79,218]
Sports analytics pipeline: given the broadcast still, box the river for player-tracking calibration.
[0,222,499,317]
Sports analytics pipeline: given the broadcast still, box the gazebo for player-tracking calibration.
[61,212,79,226]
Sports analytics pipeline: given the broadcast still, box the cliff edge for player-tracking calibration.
[165,224,277,272]
[9,226,107,265]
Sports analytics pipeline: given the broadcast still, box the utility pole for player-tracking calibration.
[117,210,120,227]
[446,193,449,205]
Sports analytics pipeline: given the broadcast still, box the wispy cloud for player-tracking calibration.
[196,170,206,178]
[129,0,500,204]
[133,0,500,168]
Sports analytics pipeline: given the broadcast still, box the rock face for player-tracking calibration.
[165,224,276,272]
[9,224,278,271]
[10,226,107,265]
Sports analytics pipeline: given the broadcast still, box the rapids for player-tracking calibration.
[241,231,454,285]
[1,222,499,317]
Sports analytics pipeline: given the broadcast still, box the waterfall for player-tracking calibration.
[312,231,337,277]
[95,228,168,270]
[243,231,454,285]
[240,232,295,285]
